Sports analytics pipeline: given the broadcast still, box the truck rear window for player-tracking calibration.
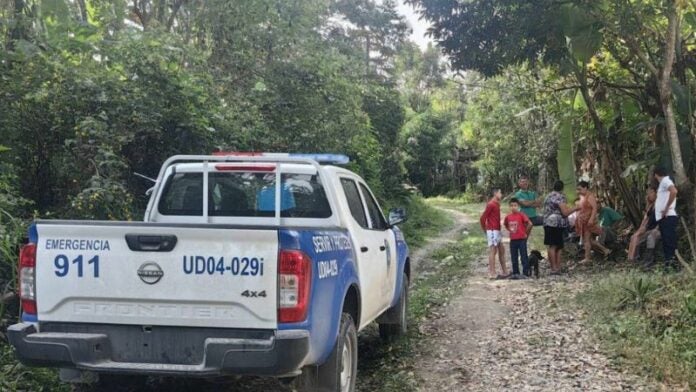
[158,172,332,218]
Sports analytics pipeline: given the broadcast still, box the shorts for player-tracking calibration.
[544,226,564,248]
[486,230,502,247]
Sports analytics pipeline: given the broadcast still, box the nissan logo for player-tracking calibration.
[137,262,164,285]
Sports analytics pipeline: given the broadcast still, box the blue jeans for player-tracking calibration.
[510,239,529,276]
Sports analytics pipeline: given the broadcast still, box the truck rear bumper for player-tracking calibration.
[8,323,309,377]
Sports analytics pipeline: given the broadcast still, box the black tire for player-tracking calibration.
[378,273,408,342]
[295,313,358,392]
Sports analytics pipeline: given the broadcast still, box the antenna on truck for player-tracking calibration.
[134,172,157,196]
[134,172,157,183]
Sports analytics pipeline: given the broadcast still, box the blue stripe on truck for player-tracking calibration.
[277,229,359,365]
[29,223,38,244]
[389,225,409,308]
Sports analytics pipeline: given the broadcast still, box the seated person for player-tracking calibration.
[598,204,624,246]
[628,186,660,263]
[565,198,581,242]
[567,198,581,233]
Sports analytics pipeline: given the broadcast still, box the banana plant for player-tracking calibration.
[557,116,577,202]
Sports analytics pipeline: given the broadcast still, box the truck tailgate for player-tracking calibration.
[34,223,278,329]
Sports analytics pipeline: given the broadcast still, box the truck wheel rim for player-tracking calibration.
[340,334,353,391]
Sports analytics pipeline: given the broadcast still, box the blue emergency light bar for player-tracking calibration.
[212,152,350,165]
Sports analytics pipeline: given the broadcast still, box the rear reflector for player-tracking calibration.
[278,250,312,323]
[18,243,37,315]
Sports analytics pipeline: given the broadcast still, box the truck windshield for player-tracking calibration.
[158,171,332,218]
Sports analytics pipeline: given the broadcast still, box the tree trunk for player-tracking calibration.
[659,3,687,185]
[365,34,371,77]
[575,68,643,226]
[8,0,27,50]
[76,0,88,22]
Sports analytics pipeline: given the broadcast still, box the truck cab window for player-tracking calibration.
[359,183,387,230]
[340,178,368,228]
[158,173,203,216]
[207,172,332,218]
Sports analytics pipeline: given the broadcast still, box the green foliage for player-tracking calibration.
[462,67,558,194]
[0,159,30,334]
[680,291,696,323]
[578,272,696,386]
[617,277,660,311]
[396,46,471,197]
[405,0,569,76]
[402,110,457,196]
[1,344,66,392]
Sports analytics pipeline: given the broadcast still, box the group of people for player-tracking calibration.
[480,168,679,279]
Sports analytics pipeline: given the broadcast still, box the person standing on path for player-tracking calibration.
[480,189,509,279]
[504,198,533,279]
[654,167,679,269]
[575,181,610,264]
[543,181,577,275]
[514,175,543,226]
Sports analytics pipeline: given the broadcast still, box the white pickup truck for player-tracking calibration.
[9,153,411,392]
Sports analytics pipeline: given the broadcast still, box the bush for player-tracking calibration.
[578,271,696,387]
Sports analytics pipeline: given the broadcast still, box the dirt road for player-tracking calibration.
[411,208,660,391]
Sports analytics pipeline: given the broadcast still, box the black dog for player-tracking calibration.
[528,250,544,279]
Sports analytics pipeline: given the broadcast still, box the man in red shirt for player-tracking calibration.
[480,189,508,279]
[504,198,533,279]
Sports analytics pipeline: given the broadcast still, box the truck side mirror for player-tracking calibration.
[388,208,407,227]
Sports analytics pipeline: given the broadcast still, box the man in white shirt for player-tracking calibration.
[654,167,679,267]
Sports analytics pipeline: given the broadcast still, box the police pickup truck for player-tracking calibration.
[8,153,410,392]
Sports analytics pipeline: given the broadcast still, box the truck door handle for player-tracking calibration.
[379,246,386,251]
[126,234,178,252]
[360,246,369,253]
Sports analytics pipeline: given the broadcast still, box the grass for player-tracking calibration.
[0,344,67,392]
[427,195,484,217]
[356,221,485,391]
[577,270,696,388]
[396,196,453,249]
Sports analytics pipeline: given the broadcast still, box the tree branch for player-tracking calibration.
[166,0,186,31]
[624,37,659,77]
[132,0,148,29]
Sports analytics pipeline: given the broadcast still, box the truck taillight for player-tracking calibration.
[278,250,311,323]
[18,243,37,315]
